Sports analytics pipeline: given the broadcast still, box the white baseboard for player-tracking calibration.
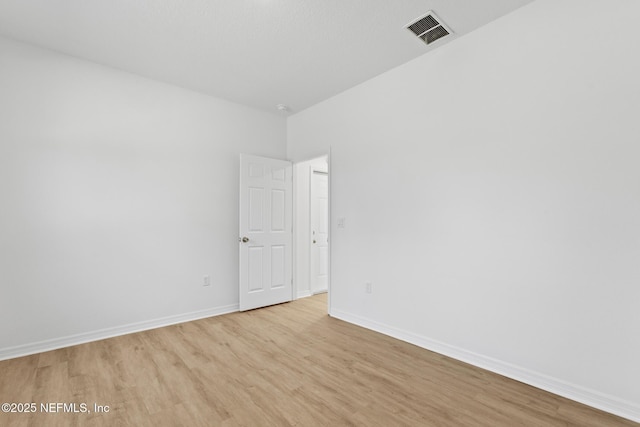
[296,290,313,299]
[0,304,239,361]
[330,309,640,424]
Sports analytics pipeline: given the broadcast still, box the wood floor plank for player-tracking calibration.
[0,293,637,426]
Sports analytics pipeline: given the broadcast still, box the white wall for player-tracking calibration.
[293,156,328,298]
[288,0,640,421]
[0,36,286,357]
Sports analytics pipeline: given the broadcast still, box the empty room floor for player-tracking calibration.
[0,294,636,426]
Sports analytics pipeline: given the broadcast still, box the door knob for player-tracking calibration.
[313,240,316,244]
[239,237,249,243]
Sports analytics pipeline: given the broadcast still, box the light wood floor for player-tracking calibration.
[0,294,637,426]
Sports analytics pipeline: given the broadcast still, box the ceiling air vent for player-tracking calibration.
[405,11,452,46]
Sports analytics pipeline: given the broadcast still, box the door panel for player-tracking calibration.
[240,154,292,311]
[249,188,264,231]
[271,245,286,289]
[248,247,264,292]
[271,190,285,231]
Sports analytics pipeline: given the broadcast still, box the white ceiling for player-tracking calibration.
[0,0,534,114]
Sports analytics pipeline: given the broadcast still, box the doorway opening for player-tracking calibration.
[293,155,330,312]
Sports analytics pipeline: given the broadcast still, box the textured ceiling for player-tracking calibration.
[0,0,534,113]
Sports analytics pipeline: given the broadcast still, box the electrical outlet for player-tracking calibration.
[203,275,211,287]
[365,282,372,294]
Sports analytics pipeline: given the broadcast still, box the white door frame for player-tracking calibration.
[291,151,331,315]
[328,149,331,315]
[327,148,332,315]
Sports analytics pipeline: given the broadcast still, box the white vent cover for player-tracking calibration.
[405,11,452,45]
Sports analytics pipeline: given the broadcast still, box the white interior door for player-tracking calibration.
[239,154,292,311]
[310,170,329,294]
